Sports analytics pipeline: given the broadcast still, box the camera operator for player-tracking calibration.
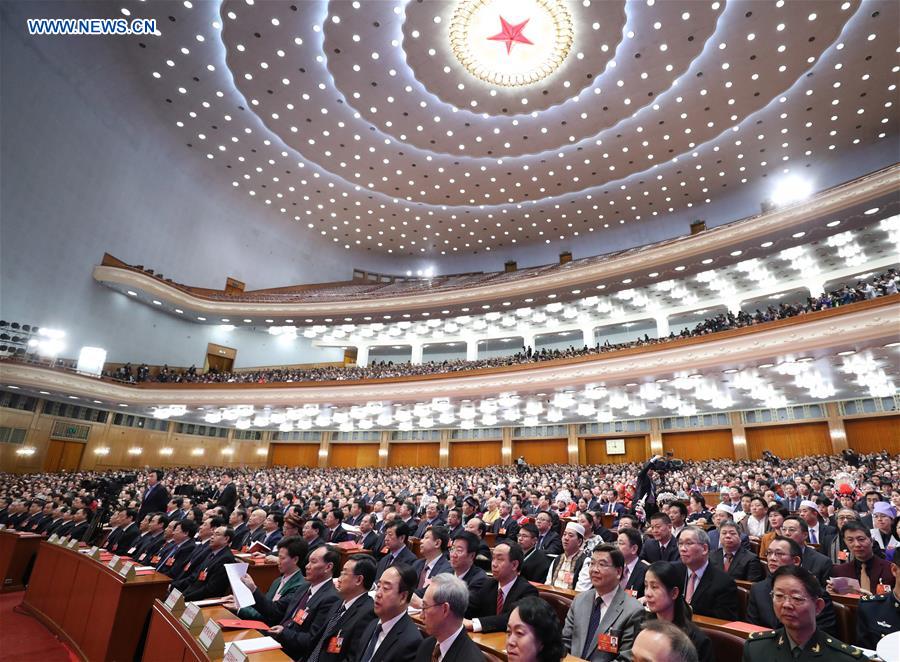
[636,455,663,517]
[137,469,170,521]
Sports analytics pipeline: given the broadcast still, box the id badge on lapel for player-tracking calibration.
[597,628,621,655]
[326,631,343,653]
[292,609,308,626]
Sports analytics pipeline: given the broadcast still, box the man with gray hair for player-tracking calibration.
[675,525,739,620]
[710,520,765,581]
[632,621,699,662]
[414,574,485,661]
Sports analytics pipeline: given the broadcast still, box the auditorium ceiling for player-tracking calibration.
[114,0,897,258]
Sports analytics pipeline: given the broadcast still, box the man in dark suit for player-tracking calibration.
[830,522,895,590]
[137,469,170,522]
[165,497,186,522]
[359,514,380,552]
[414,503,444,539]
[324,509,350,544]
[65,507,90,542]
[674,525,739,621]
[345,500,366,528]
[746,536,837,634]
[135,512,169,565]
[445,509,464,540]
[230,508,250,550]
[211,471,238,513]
[490,501,519,542]
[305,554,377,662]
[260,512,284,550]
[415,574,485,662]
[464,541,538,633]
[535,512,563,555]
[106,508,139,553]
[710,520,765,582]
[264,546,342,660]
[410,525,453,604]
[156,519,197,577]
[640,512,680,563]
[448,531,488,609]
[178,525,238,601]
[374,521,417,581]
[172,516,222,582]
[358,564,422,662]
[799,499,837,550]
[780,483,802,512]
[517,523,551,583]
[782,516,833,588]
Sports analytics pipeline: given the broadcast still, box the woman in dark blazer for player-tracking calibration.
[641,561,713,662]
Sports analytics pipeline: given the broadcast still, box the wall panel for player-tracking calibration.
[329,443,380,468]
[449,441,502,467]
[512,439,568,465]
[270,443,320,467]
[661,430,735,461]
[745,422,831,459]
[584,436,650,465]
[845,416,900,453]
[388,443,440,467]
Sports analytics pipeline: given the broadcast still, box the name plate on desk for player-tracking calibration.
[198,618,225,658]
[180,602,205,633]
[107,554,122,571]
[88,546,102,560]
[118,561,136,581]
[0,524,6,531]
[66,538,79,549]
[164,588,186,615]
[48,534,59,543]
[223,644,249,662]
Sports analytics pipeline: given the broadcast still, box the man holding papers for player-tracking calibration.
[227,536,308,624]
[247,545,341,660]
[180,525,238,601]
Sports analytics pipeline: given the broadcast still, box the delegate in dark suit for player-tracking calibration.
[801,546,834,588]
[307,594,376,662]
[537,530,563,556]
[457,565,489,616]
[710,547,766,582]
[107,522,140,554]
[360,530,379,552]
[273,581,342,660]
[707,528,752,552]
[137,482,170,522]
[411,555,453,597]
[212,482,238,513]
[675,562,740,621]
[520,547,552,583]
[562,586,645,662]
[156,539,196,577]
[374,545,417,581]
[356,612,422,662]
[413,632,485,662]
[640,536,680,563]
[490,516,519,541]
[623,560,650,597]
[746,576,837,635]
[325,525,351,544]
[468,575,538,633]
[180,546,237,601]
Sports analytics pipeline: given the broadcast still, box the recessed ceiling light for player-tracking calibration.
[197,317,206,321]
[864,207,879,215]
[760,241,774,248]
[127,291,137,296]
[175,309,184,314]
[826,221,840,227]
[792,232,806,238]
[758,363,774,369]
[243,319,252,323]
[152,300,162,305]
[39,390,50,395]
[723,369,739,374]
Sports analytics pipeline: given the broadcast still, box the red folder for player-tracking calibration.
[723,621,773,634]
[217,619,270,630]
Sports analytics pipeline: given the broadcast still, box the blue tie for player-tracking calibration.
[360,623,383,662]
[581,596,604,659]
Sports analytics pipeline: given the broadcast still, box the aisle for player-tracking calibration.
[0,592,78,662]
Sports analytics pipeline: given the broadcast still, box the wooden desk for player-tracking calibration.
[144,601,292,662]
[693,615,770,639]
[22,541,172,661]
[336,544,372,569]
[0,528,41,592]
[245,559,280,591]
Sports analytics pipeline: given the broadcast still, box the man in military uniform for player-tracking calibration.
[855,557,900,649]
[742,565,863,661]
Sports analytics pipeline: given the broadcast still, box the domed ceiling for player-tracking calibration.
[126,0,896,257]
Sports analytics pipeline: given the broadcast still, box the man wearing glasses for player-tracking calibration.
[742,565,863,661]
[746,536,838,635]
[673,525,739,620]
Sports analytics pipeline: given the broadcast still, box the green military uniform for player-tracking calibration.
[237,570,306,622]
[742,627,864,661]
[856,591,900,650]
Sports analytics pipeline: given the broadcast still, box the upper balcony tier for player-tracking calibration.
[93,165,900,323]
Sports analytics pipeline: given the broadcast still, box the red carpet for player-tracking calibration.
[0,592,79,662]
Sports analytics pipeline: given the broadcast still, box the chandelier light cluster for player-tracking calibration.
[449,0,574,87]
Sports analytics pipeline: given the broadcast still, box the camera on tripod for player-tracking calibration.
[649,452,684,473]
[81,473,137,504]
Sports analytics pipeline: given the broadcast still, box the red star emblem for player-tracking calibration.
[487,16,533,55]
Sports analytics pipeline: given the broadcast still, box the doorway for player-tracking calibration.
[44,440,85,472]
[205,343,236,374]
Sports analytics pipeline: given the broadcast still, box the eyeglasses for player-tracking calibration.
[677,541,700,548]
[590,561,614,570]
[771,592,810,605]
[765,550,790,558]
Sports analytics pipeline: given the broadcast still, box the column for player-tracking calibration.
[649,418,664,456]
[581,325,595,348]
[726,300,743,316]
[439,429,450,468]
[466,339,479,361]
[522,333,535,354]
[567,424,579,464]
[805,279,825,298]
[356,345,369,367]
[501,426,513,465]
[318,431,331,468]
[825,402,849,453]
[378,430,390,468]
[729,411,749,460]
[654,315,670,339]
[410,343,424,365]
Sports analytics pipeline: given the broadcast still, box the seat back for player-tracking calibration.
[701,627,746,660]
[735,585,750,621]
[538,589,573,627]
[831,601,854,645]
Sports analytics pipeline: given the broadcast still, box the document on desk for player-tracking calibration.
[228,636,282,654]
[226,562,255,609]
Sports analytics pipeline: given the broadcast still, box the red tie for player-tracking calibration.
[496,588,504,614]
[724,553,733,572]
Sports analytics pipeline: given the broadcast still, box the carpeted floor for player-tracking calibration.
[0,591,78,662]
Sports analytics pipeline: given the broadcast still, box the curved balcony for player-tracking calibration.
[3,295,897,429]
[92,165,900,321]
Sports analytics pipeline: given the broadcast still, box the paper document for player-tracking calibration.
[246,541,271,554]
[226,562,255,609]
[228,637,282,654]
[191,597,230,607]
